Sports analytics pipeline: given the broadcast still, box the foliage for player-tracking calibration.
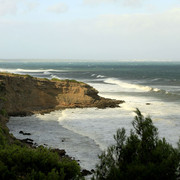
[24,74,33,78]
[0,109,7,117]
[0,145,81,180]
[0,72,34,79]
[42,78,50,81]
[93,109,180,180]
[0,125,7,146]
[65,79,81,83]
[51,78,82,83]
[0,82,6,91]
[0,97,7,102]
[51,78,61,81]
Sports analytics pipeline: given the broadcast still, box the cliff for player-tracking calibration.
[0,73,123,116]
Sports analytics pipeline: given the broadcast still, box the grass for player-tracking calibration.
[51,78,82,83]
[0,72,34,79]
[0,72,83,84]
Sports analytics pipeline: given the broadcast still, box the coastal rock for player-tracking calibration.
[0,73,124,115]
[19,131,31,135]
[51,148,66,156]
[81,169,92,176]
[20,138,34,145]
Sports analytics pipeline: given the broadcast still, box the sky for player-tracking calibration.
[0,0,180,61]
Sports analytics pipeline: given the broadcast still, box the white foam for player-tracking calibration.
[88,82,121,93]
[96,75,105,78]
[0,68,66,74]
[104,78,162,93]
[58,108,133,150]
[50,75,61,80]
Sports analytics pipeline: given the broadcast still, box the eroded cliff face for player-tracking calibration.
[0,73,123,116]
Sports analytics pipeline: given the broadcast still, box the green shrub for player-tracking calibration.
[42,78,50,81]
[0,109,7,117]
[0,97,7,102]
[65,79,80,83]
[93,109,180,180]
[0,129,6,146]
[51,78,61,81]
[24,74,33,78]
[51,78,81,83]
[0,145,81,180]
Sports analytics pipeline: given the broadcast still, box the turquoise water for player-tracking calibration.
[3,60,180,170]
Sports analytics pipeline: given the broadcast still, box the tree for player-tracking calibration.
[93,109,180,180]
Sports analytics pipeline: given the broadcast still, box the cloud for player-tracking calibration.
[83,0,145,7]
[0,0,21,16]
[25,2,39,12]
[84,0,116,5]
[0,0,39,16]
[47,3,68,14]
[83,0,117,6]
[123,0,143,7]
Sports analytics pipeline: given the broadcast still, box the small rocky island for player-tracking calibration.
[0,73,124,116]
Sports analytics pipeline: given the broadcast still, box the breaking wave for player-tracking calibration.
[50,75,61,80]
[91,74,106,78]
[0,68,65,74]
[104,78,169,94]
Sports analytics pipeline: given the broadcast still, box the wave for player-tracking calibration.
[91,73,106,78]
[0,68,65,74]
[58,109,107,150]
[104,78,169,94]
[150,78,177,83]
[97,75,105,78]
[151,78,162,82]
[50,75,61,80]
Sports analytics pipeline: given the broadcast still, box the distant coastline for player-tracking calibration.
[1,59,180,63]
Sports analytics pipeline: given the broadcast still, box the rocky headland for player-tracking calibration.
[0,73,124,116]
[0,72,125,178]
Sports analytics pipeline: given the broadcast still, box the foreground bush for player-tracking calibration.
[93,109,180,180]
[0,145,81,180]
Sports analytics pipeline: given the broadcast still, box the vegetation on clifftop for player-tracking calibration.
[51,78,82,83]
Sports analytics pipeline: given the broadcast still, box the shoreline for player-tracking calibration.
[16,128,95,177]
[0,72,124,177]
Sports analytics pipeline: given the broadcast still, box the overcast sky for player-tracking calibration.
[0,0,180,61]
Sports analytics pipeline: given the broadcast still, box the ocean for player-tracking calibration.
[1,60,180,171]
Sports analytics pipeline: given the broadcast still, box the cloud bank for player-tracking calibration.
[0,0,39,16]
[0,6,180,60]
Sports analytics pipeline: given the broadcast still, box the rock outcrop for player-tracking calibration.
[0,73,123,116]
